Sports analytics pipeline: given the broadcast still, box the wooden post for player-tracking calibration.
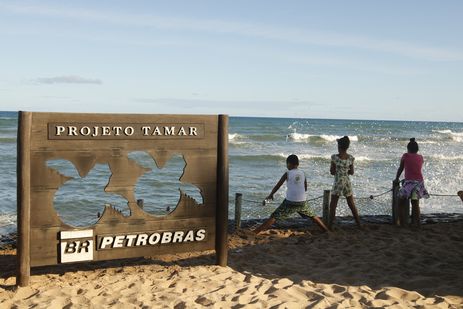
[322,190,331,225]
[17,111,32,287]
[392,181,400,226]
[215,115,228,267]
[234,193,242,230]
[399,199,411,227]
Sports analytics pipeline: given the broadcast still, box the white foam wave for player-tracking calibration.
[320,134,359,142]
[228,133,240,140]
[286,133,314,140]
[276,153,330,160]
[228,133,246,144]
[428,154,463,161]
[355,156,372,162]
[287,133,358,142]
[0,213,16,234]
[433,129,463,142]
[276,153,371,162]
[433,129,453,134]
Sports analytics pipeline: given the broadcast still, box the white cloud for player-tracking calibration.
[2,3,462,62]
[33,75,102,85]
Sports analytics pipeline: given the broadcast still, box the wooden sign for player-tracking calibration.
[16,112,229,286]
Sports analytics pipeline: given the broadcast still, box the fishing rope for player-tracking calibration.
[234,187,462,220]
[236,188,393,204]
[241,194,324,205]
[429,193,460,197]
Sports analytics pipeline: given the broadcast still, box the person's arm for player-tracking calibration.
[266,172,287,200]
[349,163,354,175]
[348,157,355,175]
[304,177,308,192]
[395,158,404,182]
[330,162,336,175]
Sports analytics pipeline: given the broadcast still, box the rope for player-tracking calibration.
[239,195,324,205]
[233,186,462,221]
[356,189,393,200]
[241,198,263,205]
[238,189,393,205]
[429,193,459,197]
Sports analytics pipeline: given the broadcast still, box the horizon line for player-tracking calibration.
[1,110,462,124]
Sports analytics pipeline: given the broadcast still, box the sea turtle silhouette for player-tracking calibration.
[47,160,129,227]
[47,153,202,226]
[128,151,203,216]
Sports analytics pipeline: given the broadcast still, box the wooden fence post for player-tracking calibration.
[234,193,242,230]
[392,181,400,226]
[322,190,331,226]
[216,115,229,267]
[399,199,411,227]
[17,111,32,287]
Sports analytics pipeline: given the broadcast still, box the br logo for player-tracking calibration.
[59,230,94,263]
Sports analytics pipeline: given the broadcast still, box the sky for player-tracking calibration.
[0,1,462,121]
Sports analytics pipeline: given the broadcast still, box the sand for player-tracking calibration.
[1,222,463,308]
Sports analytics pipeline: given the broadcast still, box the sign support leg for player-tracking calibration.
[216,115,229,267]
[17,111,32,287]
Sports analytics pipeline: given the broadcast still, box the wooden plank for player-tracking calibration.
[30,113,218,151]
[17,111,32,287]
[234,193,242,229]
[392,181,400,226]
[215,115,229,266]
[30,219,216,266]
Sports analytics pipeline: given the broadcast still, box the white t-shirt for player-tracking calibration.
[286,168,306,202]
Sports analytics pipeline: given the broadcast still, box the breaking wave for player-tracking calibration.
[433,129,463,142]
[231,153,373,162]
[286,133,359,143]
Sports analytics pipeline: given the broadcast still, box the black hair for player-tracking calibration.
[337,136,350,151]
[286,154,299,165]
[407,138,419,153]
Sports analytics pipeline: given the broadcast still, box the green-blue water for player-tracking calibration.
[1,112,462,233]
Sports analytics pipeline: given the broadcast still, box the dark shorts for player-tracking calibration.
[270,199,315,221]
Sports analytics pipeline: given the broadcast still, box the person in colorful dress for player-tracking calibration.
[253,154,329,234]
[329,136,362,228]
[395,138,429,227]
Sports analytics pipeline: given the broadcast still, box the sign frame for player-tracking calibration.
[16,111,228,286]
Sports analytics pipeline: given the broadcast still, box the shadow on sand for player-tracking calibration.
[1,222,462,298]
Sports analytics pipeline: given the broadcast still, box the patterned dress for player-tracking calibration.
[331,154,354,197]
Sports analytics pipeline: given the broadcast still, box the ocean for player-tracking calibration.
[1,111,462,234]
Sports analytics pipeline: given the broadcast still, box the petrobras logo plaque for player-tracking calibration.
[59,230,94,263]
[97,229,207,250]
[59,228,207,263]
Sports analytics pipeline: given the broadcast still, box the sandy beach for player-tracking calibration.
[0,221,462,308]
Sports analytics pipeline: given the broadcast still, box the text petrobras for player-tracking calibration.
[97,229,206,250]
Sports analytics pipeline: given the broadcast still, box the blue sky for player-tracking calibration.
[0,1,462,121]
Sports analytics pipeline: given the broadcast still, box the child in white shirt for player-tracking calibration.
[254,154,329,234]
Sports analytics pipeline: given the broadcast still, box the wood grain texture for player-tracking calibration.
[17,112,227,272]
[17,111,32,286]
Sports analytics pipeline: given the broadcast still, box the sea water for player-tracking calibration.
[1,112,462,234]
